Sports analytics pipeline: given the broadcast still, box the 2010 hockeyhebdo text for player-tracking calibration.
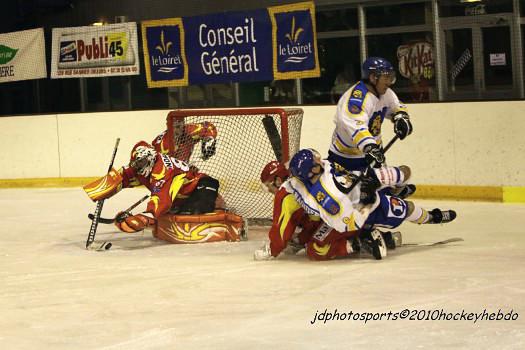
[310,308,519,325]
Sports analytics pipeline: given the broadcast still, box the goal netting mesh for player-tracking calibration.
[167,108,303,220]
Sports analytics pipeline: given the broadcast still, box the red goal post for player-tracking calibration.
[167,108,303,219]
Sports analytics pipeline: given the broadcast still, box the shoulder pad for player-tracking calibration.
[347,82,369,115]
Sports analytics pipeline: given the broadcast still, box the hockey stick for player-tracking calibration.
[401,237,464,247]
[262,115,283,161]
[87,194,149,224]
[87,215,115,225]
[342,135,399,193]
[86,138,120,250]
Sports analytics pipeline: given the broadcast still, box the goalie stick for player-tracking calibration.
[86,138,120,250]
[87,194,149,224]
[262,115,283,162]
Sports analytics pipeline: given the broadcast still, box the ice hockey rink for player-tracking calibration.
[1,187,524,350]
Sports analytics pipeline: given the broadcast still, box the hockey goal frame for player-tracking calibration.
[167,107,300,163]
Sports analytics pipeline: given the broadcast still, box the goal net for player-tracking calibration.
[167,108,303,220]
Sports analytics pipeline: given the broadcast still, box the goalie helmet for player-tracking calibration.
[130,141,157,177]
[361,57,396,84]
[260,161,289,184]
[289,149,322,183]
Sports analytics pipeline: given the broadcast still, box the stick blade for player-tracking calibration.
[87,241,112,251]
[402,237,464,247]
[88,213,115,224]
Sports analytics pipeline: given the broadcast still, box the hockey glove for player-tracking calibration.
[115,213,156,233]
[359,173,381,205]
[201,138,217,161]
[392,111,413,140]
[363,143,385,168]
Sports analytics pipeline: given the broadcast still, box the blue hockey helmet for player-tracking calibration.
[361,57,396,84]
[289,149,322,183]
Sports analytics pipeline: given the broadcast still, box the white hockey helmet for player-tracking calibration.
[130,141,157,177]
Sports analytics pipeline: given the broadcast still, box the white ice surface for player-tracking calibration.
[1,188,524,350]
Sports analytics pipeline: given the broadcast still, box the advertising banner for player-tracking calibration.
[51,22,140,78]
[142,18,188,88]
[183,9,273,85]
[141,1,319,87]
[0,28,46,84]
[397,41,434,81]
[269,1,320,80]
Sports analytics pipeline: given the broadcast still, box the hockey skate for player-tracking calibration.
[381,231,402,250]
[429,209,457,224]
[391,184,416,199]
[359,229,387,260]
[254,241,274,261]
[348,236,361,254]
[283,236,305,255]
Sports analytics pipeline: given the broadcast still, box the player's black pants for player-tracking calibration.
[170,176,219,215]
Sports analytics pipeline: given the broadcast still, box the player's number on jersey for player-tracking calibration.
[173,158,190,172]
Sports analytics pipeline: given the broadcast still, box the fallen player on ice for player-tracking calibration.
[254,149,456,261]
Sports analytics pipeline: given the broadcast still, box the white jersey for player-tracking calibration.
[329,81,407,159]
[282,160,379,233]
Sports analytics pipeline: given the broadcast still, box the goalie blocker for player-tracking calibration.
[83,167,123,202]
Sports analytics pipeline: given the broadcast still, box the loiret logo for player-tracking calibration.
[147,26,184,78]
[277,14,313,65]
[285,17,304,45]
[155,30,172,55]
[274,8,316,73]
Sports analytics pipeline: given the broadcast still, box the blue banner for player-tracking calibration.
[183,9,273,84]
[269,2,319,80]
[142,18,188,87]
[141,1,319,88]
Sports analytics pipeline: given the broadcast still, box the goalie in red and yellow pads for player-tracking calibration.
[84,141,243,244]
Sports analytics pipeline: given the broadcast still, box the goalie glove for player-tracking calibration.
[392,111,413,140]
[363,143,385,168]
[115,212,156,233]
[201,138,217,161]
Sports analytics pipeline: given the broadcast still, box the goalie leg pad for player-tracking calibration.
[153,210,244,244]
